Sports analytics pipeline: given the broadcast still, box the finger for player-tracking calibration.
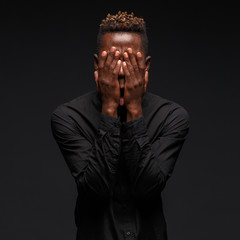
[136,51,145,70]
[94,70,98,82]
[112,59,122,80]
[122,61,131,81]
[127,48,139,72]
[94,70,100,90]
[98,50,107,69]
[123,52,135,77]
[110,50,120,71]
[105,46,116,69]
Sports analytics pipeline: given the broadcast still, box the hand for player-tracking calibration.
[122,48,147,120]
[94,47,122,117]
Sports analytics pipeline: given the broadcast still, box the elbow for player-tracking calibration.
[75,174,112,200]
[131,182,166,200]
[131,172,167,200]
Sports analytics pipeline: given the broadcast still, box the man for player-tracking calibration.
[51,11,190,240]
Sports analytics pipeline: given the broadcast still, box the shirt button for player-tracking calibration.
[126,231,131,236]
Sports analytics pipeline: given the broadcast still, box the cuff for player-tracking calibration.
[98,113,121,137]
[121,116,146,139]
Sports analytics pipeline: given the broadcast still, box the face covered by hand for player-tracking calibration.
[94,32,151,115]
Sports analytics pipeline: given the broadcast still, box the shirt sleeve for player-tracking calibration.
[121,104,190,200]
[50,107,122,200]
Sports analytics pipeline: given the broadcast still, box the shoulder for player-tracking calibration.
[50,90,99,133]
[145,91,190,137]
[51,90,98,120]
[162,99,190,138]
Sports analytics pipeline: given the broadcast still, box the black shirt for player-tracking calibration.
[50,89,190,240]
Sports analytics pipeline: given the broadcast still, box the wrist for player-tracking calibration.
[126,107,143,122]
[102,105,118,118]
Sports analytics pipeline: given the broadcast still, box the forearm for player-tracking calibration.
[122,116,167,200]
[51,108,122,200]
[76,113,121,198]
[126,105,143,122]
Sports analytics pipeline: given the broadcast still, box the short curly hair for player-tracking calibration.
[97,11,148,56]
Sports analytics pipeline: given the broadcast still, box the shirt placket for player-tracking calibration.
[117,150,137,240]
[121,183,137,240]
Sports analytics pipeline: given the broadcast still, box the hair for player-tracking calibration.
[97,11,148,56]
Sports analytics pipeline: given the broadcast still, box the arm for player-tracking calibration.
[51,47,123,199]
[121,48,190,200]
[50,107,121,200]
[121,104,190,200]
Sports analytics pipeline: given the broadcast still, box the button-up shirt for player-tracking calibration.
[50,89,190,240]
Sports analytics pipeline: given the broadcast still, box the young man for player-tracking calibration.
[51,11,190,240]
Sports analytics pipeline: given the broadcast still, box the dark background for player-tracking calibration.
[1,2,239,240]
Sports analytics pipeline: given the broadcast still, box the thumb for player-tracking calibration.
[144,70,149,87]
[94,70,99,88]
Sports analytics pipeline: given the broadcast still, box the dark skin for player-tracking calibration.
[94,32,151,122]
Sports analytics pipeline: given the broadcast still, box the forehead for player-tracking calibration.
[100,32,143,53]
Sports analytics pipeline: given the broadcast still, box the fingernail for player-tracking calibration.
[128,48,132,54]
[123,61,126,66]
[111,47,116,52]
[137,52,142,57]
[102,51,106,56]
[115,51,119,56]
[124,52,128,58]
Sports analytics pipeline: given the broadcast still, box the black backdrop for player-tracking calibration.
[1,2,239,240]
